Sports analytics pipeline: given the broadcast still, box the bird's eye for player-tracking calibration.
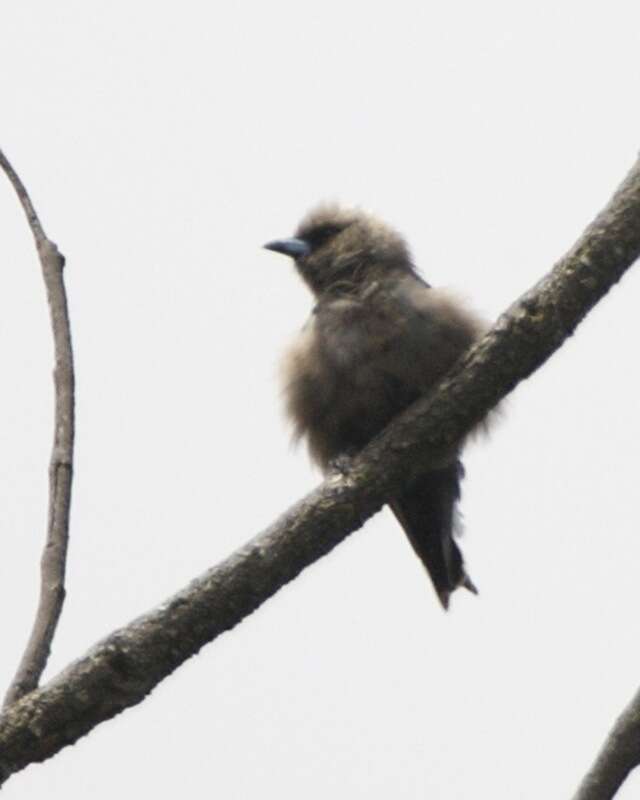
[304,224,343,250]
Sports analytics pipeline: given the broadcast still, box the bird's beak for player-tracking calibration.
[263,237,311,258]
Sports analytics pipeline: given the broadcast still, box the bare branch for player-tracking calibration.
[0,155,639,786]
[572,687,640,800]
[0,150,75,708]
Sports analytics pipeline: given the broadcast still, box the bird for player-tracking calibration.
[264,204,487,609]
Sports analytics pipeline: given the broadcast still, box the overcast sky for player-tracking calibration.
[2,2,640,798]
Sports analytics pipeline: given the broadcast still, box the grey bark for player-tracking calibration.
[572,686,640,800]
[0,149,75,708]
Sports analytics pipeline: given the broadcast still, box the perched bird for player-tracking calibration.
[264,205,487,609]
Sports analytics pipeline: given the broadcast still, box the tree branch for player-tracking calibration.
[572,687,640,800]
[0,150,76,708]
[0,155,639,787]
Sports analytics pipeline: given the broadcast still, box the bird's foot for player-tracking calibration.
[328,453,355,477]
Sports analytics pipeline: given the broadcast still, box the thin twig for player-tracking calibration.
[0,155,639,786]
[572,687,640,800]
[0,149,75,708]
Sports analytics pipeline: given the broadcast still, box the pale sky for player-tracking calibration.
[2,2,640,798]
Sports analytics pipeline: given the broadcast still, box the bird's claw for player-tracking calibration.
[328,453,354,476]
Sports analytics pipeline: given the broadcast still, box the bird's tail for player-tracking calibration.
[389,461,476,610]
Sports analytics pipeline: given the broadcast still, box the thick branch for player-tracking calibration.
[1,156,640,787]
[572,687,640,800]
[0,150,75,707]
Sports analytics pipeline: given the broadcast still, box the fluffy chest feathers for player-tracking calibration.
[281,276,483,469]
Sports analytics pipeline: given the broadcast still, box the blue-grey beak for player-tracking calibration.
[263,237,311,258]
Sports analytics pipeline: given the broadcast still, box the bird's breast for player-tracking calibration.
[280,301,418,468]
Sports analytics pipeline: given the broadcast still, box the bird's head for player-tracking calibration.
[264,204,414,296]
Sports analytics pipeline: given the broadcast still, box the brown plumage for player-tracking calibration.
[265,205,487,609]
